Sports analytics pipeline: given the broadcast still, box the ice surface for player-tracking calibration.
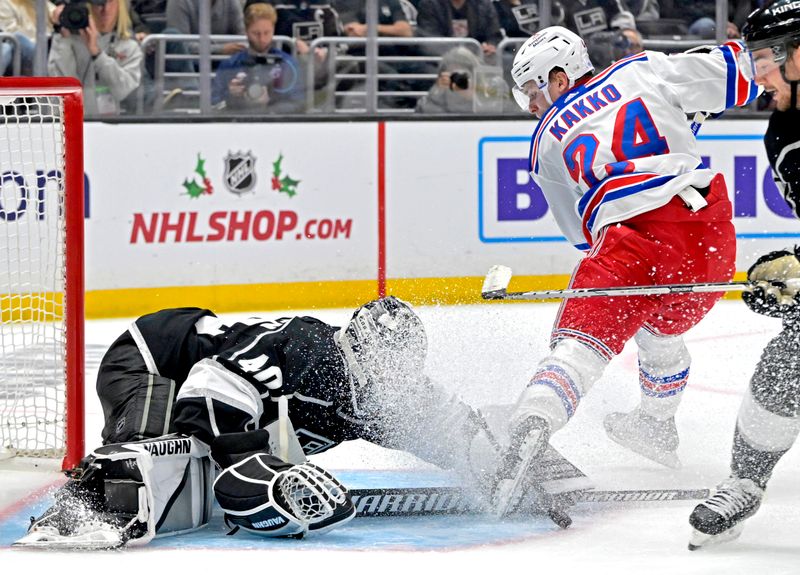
[1,301,799,573]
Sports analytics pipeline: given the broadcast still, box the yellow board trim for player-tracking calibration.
[82,272,749,319]
[85,280,380,319]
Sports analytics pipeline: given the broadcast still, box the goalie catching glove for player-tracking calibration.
[211,430,355,538]
[742,247,800,318]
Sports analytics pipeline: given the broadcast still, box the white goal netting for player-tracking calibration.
[0,94,69,459]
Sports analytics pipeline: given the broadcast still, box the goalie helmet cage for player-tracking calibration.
[0,77,84,470]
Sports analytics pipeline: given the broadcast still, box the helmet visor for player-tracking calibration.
[752,46,785,80]
[512,79,546,113]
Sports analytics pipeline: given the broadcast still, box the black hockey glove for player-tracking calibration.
[742,247,800,318]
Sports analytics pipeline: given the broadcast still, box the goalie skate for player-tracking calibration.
[14,521,126,550]
[492,416,572,528]
[688,477,763,551]
[604,408,681,469]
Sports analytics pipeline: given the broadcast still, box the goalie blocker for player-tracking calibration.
[16,431,355,548]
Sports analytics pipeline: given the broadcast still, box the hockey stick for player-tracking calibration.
[349,486,711,517]
[481,265,751,301]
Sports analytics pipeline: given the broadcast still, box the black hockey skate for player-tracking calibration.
[688,476,764,550]
[491,416,572,528]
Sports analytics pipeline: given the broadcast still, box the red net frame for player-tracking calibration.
[0,77,84,470]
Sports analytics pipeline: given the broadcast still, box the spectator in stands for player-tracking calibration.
[618,27,644,55]
[0,0,55,76]
[212,2,303,113]
[241,0,338,91]
[165,0,245,55]
[48,0,143,115]
[416,0,502,61]
[335,0,413,40]
[415,45,512,113]
[159,0,245,96]
[584,25,643,68]
[246,0,342,45]
[661,0,753,39]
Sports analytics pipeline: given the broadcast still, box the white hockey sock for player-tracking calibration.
[512,338,608,433]
[635,329,690,421]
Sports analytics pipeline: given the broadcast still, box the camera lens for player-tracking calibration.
[450,71,470,90]
[60,2,91,31]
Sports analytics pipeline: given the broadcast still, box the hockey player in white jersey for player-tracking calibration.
[494,26,759,515]
[688,0,800,550]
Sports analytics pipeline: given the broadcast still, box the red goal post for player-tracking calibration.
[0,77,84,470]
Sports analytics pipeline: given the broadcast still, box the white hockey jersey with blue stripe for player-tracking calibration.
[528,41,759,250]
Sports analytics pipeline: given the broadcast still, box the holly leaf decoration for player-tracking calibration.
[195,154,207,178]
[272,153,284,178]
[279,175,300,198]
[182,178,205,199]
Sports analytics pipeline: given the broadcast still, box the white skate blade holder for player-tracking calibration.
[604,415,682,469]
[492,425,572,528]
[14,525,125,550]
[688,523,746,551]
[607,433,682,469]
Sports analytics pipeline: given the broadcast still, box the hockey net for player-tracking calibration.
[0,78,84,470]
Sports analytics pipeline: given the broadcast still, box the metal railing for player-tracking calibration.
[137,33,296,114]
[305,37,484,114]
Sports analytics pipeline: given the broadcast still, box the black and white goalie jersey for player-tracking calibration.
[116,307,232,384]
[172,315,383,455]
[764,83,800,218]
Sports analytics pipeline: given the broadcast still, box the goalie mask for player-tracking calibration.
[337,296,427,416]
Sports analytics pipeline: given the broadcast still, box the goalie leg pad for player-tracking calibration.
[18,434,213,548]
[214,453,356,538]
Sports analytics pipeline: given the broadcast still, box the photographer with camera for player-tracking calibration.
[211,2,304,114]
[415,46,512,114]
[48,0,142,115]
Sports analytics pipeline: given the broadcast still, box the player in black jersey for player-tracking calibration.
[17,298,505,548]
[688,0,800,550]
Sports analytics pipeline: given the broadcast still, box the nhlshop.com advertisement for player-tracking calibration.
[83,122,376,293]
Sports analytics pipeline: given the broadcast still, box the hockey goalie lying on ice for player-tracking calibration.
[16,299,586,549]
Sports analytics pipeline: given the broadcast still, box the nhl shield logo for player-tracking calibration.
[223,151,257,195]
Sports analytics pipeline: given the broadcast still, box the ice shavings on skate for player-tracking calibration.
[604,408,681,469]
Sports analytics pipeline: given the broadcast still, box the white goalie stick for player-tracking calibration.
[481,265,752,301]
[348,486,711,518]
